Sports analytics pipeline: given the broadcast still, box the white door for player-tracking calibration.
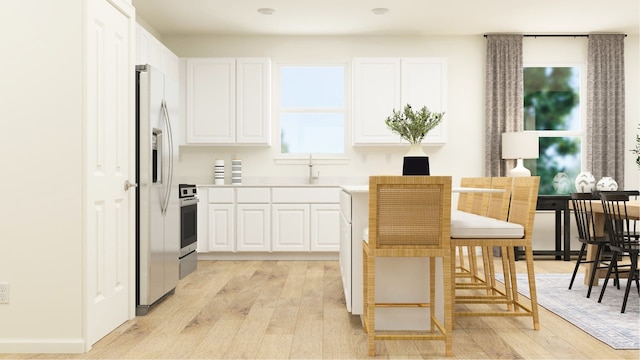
[85,0,134,346]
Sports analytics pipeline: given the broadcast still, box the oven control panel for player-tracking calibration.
[179,184,198,198]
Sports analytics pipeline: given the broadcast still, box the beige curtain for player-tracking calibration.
[484,35,523,176]
[587,34,625,189]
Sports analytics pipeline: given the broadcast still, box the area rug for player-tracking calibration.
[501,273,639,350]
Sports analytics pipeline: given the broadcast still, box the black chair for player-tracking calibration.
[569,193,613,298]
[598,192,640,313]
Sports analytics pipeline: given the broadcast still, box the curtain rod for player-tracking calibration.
[484,34,626,38]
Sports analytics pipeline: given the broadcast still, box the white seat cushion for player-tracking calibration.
[364,210,523,242]
[451,210,524,239]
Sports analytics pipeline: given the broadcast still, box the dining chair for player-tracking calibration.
[451,176,540,330]
[455,177,513,294]
[481,176,514,294]
[569,192,614,298]
[363,175,453,357]
[597,192,640,313]
[455,177,492,287]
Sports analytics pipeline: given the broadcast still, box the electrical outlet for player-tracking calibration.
[0,282,9,304]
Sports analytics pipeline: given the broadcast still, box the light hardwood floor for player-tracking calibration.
[2,258,638,359]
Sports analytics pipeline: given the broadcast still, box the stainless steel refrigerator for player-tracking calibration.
[135,64,180,315]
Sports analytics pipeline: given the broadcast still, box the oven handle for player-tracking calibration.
[180,197,199,207]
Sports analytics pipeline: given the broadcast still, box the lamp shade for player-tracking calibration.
[501,132,539,160]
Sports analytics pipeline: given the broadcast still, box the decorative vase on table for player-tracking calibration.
[552,172,571,194]
[574,171,596,193]
[403,143,430,176]
[384,104,444,176]
[596,176,618,191]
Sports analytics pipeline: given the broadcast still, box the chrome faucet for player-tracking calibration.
[308,154,320,184]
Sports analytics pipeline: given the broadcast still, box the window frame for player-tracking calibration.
[274,62,349,163]
[522,62,587,194]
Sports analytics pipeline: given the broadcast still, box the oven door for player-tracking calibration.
[180,197,198,257]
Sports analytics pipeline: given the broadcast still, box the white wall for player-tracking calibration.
[166,34,639,191]
[167,35,486,185]
[0,0,85,352]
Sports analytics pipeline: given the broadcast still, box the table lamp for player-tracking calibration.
[501,131,539,177]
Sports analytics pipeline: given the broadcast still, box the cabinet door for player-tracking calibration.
[272,204,310,251]
[236,58,271,145]
[196,188,209,252]
[185,58,236,144]
[401,58,447,145]
[208,204,235,252]
[310,204,340,251]
[237,204,271,251]
[136,25,178,80]
[352,58,401,144]
[339,210,352,312]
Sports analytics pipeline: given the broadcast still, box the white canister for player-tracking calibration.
[231,159,242,184]
[214,160,225,185]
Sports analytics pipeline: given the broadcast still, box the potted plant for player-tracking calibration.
[385,104,445,175]
[631,125,640,169]
[385,104,445,155]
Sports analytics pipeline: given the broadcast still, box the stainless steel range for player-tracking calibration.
[178,184,198,279]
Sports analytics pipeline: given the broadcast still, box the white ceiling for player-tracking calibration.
[132,0,639,37]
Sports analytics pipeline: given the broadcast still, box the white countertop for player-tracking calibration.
[197,183,341,188]
[340,186,505,194]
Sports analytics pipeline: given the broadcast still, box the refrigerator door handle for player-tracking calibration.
[161,99,174,215]
[152,128,163,185]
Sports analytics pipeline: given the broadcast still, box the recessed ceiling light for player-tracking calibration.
[257,8,275,15]
[371,8,389,15]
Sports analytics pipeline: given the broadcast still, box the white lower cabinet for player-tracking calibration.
[205,188,235,252]
[208,204,235,251]
[311,204,341,251]
[202,186,339,255]
[236,187,271,251]
[272,204,310,251]
[237,204,271,251]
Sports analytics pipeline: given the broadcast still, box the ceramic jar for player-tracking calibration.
[596,176,618,191]
[575,171,596,193]
[552,172,571,194]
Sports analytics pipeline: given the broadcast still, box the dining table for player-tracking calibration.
[581,198,640,285]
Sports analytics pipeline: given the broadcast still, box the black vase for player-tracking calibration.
[403,156,430,175]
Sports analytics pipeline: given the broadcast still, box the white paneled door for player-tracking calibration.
[85,0,134,347]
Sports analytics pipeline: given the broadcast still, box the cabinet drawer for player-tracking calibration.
[237,187,271,203]
[339,190,352,221]
[272,187,340,203]
[208,188,234,203]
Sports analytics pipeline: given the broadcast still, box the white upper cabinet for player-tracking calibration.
[186,58,236,143]
[135,25,179,81]
[185,57,271,145]
[352,58,401,144]
[352,57,447,145]
[236,58,272,144]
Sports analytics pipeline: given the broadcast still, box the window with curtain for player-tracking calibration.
[279,65,345,155]
[523,66,584,195]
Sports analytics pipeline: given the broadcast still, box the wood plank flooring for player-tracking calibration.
[2,258,638,359]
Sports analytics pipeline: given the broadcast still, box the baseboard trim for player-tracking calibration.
[198,251,339,261]
[0,338,86,354]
